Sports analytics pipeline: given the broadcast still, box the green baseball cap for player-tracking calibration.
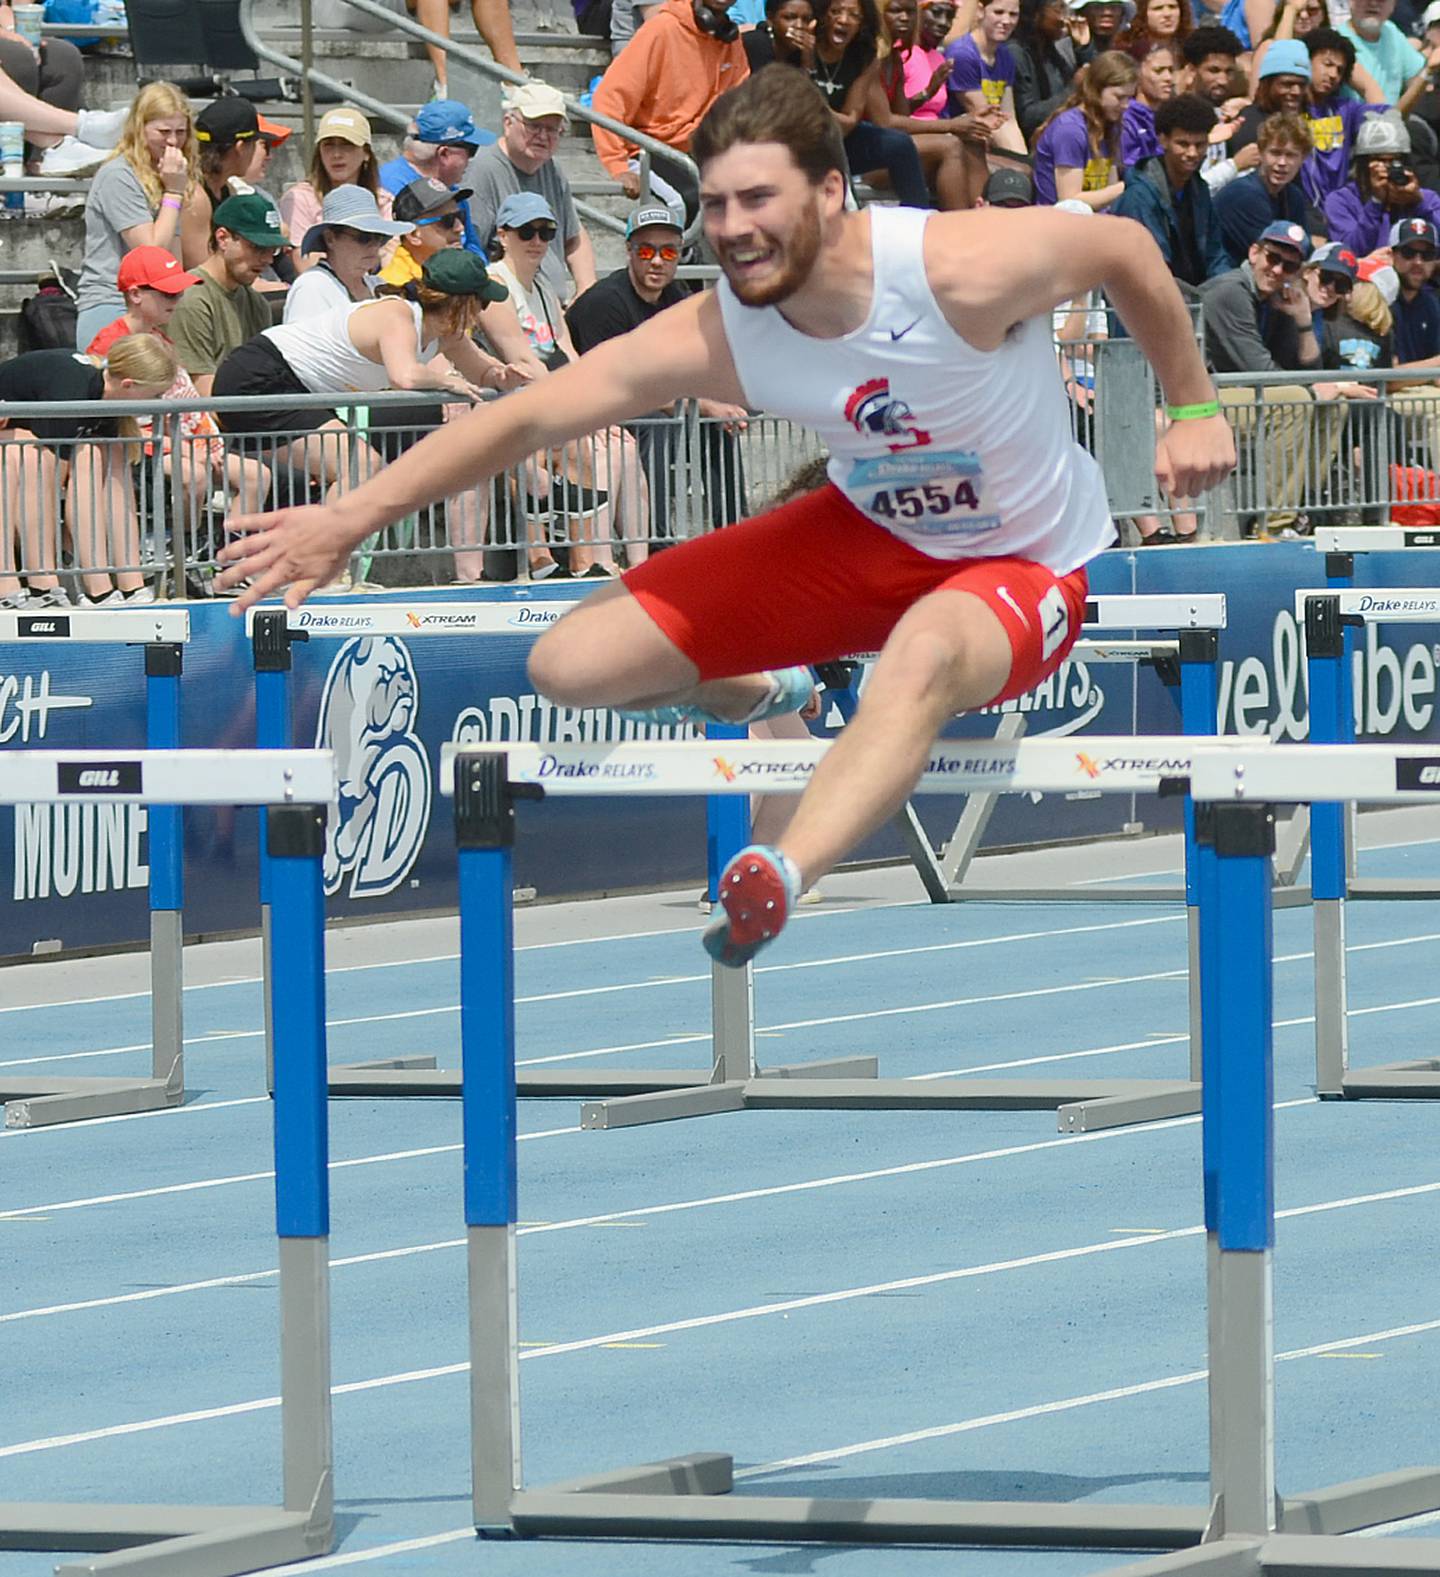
[213,192,285,247]
[421,248,509,304]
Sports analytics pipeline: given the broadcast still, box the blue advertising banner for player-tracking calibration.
[3,541,1439,960]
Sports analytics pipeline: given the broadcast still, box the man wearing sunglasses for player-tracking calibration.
[568,203,751,535]
[1202,219,1343,535]
[379,174,473,289]
[1387,218,1440,472]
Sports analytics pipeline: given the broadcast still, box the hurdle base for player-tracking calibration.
[0,1073,182,1130]
[326,1057,880,1102]
[1098,1468,1440,1575]
[0,1502,324,1576]
[543,1452,734,1497]
[1329,1062,1440,1100]
[508,1484,1209,1547]
[1346,876,1440,901]
[583,1075,1202,1132]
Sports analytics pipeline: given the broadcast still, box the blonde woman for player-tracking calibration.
[0,334,177,607]
[75,83,200,348]
[279,106,396,275]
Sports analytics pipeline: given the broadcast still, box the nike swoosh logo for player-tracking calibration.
[889,319,920,341]
[996,585,1029,628]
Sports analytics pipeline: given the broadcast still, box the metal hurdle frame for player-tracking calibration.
[1308,529,1440,902]
[0,609,193,1129]
[0,748,339,1577]
[1299,582,1440,1101]
[448,736,1440,1575]
[247,601,876,1106]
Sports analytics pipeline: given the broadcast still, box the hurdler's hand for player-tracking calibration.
[1155,411,1235,500]
[216,503,360,614]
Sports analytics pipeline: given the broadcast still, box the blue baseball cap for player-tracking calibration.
[1391,216,1439,252]
[1258,219,1312,259]
[413,99,479,148]
[1309,241,1357,281]
[495,191,557,229]
[1258,38,1310,78]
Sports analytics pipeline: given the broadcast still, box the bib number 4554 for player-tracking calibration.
[870,479,981,521]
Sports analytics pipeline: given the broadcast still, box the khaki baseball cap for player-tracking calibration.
[315,107,373,147]
[504,81,567,120]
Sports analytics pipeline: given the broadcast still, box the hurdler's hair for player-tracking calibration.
[691,65,848,185]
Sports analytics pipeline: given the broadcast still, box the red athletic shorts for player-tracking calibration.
[623,483,1091,707]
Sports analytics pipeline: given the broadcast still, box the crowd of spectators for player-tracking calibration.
[13,0,1440,602]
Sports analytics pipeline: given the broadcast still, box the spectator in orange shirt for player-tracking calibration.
[592,0,750,223]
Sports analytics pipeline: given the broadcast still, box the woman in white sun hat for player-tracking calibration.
[283,183,413,322]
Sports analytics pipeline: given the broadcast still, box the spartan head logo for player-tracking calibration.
[843,377,930,452]
[315,636,432,899]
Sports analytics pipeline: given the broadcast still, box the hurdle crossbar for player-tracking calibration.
[0,752,337,1577]
[442,734,1242,1134]
[0,615,197,1129]
[454,739,1440,1576]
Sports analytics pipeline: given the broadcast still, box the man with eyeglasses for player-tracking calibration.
[568,202,751,534]
[1201,219,1343,535]
[379,175,473,289]
[470,82,597,306]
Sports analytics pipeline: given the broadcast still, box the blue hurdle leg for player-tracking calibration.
[254,611,301,1095]
[266,804,335,1542]
[1203,802,1277,1541]
[1305,595,1351,1096]
[455,753,523,1536]
[704,722,755,1083]
[1178,630,1219,1086]
[145,643,185,1098]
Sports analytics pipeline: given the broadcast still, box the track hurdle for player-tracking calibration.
[1299,584,1440,1100]
[248,600,875,1106]
[0,608,192,1129]
[1307,530,1440,901]
[448,737,1440,1576]
[0,747,339,1577]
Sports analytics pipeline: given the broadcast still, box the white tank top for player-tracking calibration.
[263,298,438,395]
[716,206,1114,573]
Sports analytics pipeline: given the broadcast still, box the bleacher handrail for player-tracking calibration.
[238,0,702,243]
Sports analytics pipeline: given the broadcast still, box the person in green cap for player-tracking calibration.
[169,192,287,397]
[213,250,532,569]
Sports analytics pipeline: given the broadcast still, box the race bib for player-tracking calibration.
[847,449,1001,538]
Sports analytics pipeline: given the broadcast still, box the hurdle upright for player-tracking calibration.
[450,736,1440,1576]
[0,608,193,1129]
[0,747,339,1577]
[1300,584,1440,1100]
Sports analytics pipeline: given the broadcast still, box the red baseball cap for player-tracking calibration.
[257,114,292,146]
[117,246,201,295]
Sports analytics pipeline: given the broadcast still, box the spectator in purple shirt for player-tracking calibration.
[1122,40,1178,164]
[1324,111,1440,255]
[1033,49,1137,206]
[1302,28,1378,204]
[945,0,1027,153]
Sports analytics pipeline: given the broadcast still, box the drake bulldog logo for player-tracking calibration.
[315,636,431,898]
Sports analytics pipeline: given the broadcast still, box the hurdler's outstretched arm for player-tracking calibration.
[216,292,748,613]
[922,207,1237,500]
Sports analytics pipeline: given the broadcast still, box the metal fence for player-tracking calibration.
[0,388,824,601]
[6,352,1440,607]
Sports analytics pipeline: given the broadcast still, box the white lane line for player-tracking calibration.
[738,1315,1440,1480]
[3,1178,1434,1460]
[0,914,1186,1064]
[0,1095,1327,1318]
[260,1530,476,1572]
[0,1128,575,1220]
[14,919,1439,1077]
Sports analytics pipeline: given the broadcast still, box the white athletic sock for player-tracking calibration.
[75,108,126,150]
[733,672,783,726]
